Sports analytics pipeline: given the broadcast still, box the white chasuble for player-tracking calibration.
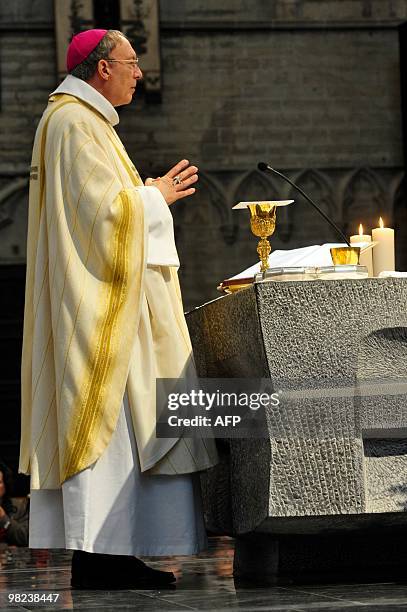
[21,76,217,553]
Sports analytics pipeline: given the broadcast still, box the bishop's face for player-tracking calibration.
[102,37,143,107]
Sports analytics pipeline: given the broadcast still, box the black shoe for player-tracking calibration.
[71,550,176,590]
[119,555,176,584]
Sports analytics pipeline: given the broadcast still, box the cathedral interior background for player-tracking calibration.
[0,0,406,485]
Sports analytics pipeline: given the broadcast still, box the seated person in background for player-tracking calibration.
[0,461,29,546]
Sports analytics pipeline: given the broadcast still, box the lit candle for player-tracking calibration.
[350,224,373,277]
[372,217,395,277]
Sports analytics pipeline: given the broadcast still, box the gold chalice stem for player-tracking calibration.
[248,204,276,273]
[257,237,271,272]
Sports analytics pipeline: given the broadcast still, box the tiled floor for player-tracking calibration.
[1,537,407,610]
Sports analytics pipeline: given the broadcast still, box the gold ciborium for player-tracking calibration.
[330,246,361,265]
[247,203,276,272]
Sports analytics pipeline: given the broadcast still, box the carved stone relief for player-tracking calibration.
[54,0,94,82]
[343,168,387,236]
[120,0,161,99]
[288,169,336,245]
[54,0,161,97]
[0,177,29,262]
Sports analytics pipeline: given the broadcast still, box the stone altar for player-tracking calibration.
[186,278,407,583]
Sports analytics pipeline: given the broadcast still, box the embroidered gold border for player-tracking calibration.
[62,190,135,481]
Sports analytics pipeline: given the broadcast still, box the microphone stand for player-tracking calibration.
[257,162,351,247]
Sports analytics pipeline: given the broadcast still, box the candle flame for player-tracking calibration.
[358,224,364,236]
[379,217,384,228]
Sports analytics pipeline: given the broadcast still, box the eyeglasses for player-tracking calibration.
[106,58,140,67]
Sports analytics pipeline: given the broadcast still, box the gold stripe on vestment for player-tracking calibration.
[31,332,53,403]
[39,99,80,215]
[106,130,143,187]
[34,135,92,321]
[33,102,88,321]
[33,134,94,392]
[48,137,93,290]
[32,393,55,458]
[33,171,111,467]
[40,445,58,488]
[62,190,135,481]
[50,161,99,335]
[56,176,116,411]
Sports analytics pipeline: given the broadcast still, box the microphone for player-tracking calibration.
[257,162,351,247]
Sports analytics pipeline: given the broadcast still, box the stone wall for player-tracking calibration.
[123,29,402,171]
[0,0,406,308]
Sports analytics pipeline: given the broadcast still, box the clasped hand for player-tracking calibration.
[145,159,198,205]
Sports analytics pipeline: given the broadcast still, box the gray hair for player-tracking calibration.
[69,30,129,81]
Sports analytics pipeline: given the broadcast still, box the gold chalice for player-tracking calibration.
[247,203,276,272]
[232,200,294,273]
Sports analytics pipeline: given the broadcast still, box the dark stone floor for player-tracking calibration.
[1,537,407,610]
